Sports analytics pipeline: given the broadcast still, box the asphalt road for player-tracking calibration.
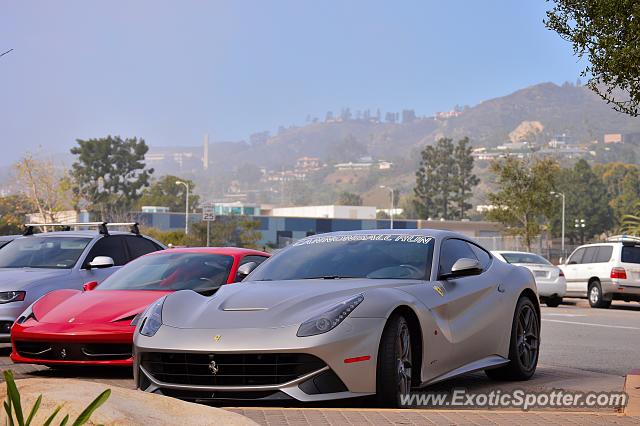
[539,298,640,376]
[0,297,637,405]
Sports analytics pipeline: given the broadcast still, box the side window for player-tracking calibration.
[582,247,599,264]
[83,236,128,267]
[568,248,585,264]
[595,246,613,263]
[468,243,492,269]
[124,236,162,261]
[240,255,269,267]
[439,239,478,275]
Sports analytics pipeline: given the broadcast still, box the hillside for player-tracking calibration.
[207,82,640,174]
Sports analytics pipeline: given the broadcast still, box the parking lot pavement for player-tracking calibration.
[227,408,640,425]
[0,297,637,422]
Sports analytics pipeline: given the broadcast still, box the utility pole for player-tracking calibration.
[380,186,394,229]
[176,180,190,235]
[551,192,565,258]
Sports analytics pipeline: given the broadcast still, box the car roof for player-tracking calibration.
[492,250,541,255]
[146,247,270,257]
[11,230,147,239]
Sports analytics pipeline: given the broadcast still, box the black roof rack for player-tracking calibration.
[23,222,140,237]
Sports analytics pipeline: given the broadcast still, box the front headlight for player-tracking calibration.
[16,303,36,324]
[139,297,165,337]
[0,291,25,304]
[297,294,364,337]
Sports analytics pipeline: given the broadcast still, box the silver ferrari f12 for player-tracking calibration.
[133,230,540,406]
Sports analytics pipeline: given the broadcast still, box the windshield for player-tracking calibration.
[500,252,551,265]
[248,233,434,281]
[98,252,234,293]
[0,237,91,269]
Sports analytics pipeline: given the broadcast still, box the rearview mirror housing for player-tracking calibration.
[440,258,483,280]
[236,261,258,281]
[88,256,115,269]
[83,281,99,291]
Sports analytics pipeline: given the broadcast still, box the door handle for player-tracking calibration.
[497,283,506,293]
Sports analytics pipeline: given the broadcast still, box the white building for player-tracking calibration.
[269,205,377,220]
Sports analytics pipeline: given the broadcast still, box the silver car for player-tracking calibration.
[134,229,539,407]
[492,251,567,307]
[0,223,164,341]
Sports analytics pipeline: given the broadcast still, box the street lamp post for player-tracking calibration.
[575,218,586,245]
[380,186,394,229]
[550,191,565,258]
[176,180,190,235]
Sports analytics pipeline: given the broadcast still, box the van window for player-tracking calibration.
[621,246,640,264]
[582,247,599,264]
[595,246,613,263]
[568,248,585,264]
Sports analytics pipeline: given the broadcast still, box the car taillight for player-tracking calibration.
[611,267,627,279]
[558,270,564,277]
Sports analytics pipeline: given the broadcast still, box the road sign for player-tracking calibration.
[202,205,216,221]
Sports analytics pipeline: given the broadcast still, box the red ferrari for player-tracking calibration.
[10,247,269,367]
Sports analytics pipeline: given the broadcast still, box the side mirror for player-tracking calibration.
[440,258,483,280]
[236,262,257,281]
[88,256,115,269]
[558,257,564,265]
[83,281,99,291]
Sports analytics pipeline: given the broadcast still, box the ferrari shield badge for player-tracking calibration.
[433,284,445,297]
[214,335,221,342]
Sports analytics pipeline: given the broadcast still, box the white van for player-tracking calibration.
[559,236,640,308]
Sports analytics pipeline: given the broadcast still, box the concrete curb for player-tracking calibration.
[624,369,640,416]
[1,378,258,425]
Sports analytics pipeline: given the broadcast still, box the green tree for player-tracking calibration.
[337,191,363,206]
[137,175,200,212]
[485,157,559,251]
[545,0,640,115]
[551,159,613,243]
[0,195,34,235]
[188,216,262,249]
[594,162,640,226]
[452,137,479,219]
[70,136,153,218]
[414,137,477,220]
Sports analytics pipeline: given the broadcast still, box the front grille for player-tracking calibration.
[141,352,326,387]
[15,341,132,361]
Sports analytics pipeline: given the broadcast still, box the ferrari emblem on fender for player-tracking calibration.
[214,335,221,342]
[433,285,445,297]
[208,360,219,375]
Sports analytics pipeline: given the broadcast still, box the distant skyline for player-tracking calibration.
[1,1,586,165]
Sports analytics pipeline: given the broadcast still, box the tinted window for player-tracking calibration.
[568,248,585,264]
[124,236,162,260]
[500,252,551,265]
[249,234,434,281]
[98,252,234,294]
[83,236,127,267]
[469,243,492,269]
[595,246,613,263]
[582,247,599,264]
[621,246,640,264]
[0,237,91,269]
[439,238,478,275]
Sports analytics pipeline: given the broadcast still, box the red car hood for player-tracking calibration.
[35,290,171,324]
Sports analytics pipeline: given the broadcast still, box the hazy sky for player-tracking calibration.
[1,1,584,165]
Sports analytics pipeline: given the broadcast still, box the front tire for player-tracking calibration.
[376,314,412,407]
[588,280,611,309]
[486,296,539,381]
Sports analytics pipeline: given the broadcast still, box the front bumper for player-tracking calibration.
[11,320,135,366]
[134,317,386,402]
